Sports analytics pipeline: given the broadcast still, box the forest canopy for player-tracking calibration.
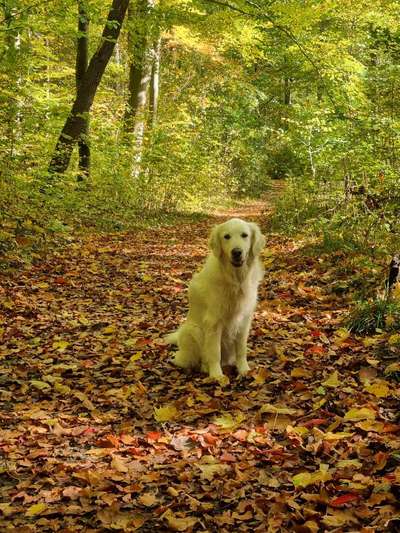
[1,0,400,258]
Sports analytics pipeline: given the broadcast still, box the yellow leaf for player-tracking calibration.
[186,396,195,407]
[102,324,116,334]
[30,380,51,391]
[253,367,271,383]
[322,371,340,388]
[126,352,142,369]
[364,381,390,398]
[26,503,47,516]
[213,412,245,430]
[291,367,311,378]
[162,509,197,531]
[386,314,396,327]
[385,362,400,375]
[198,463,229,481]
[74,391,95,411]
[154,405,179,422]
[356,420,385,432]
[54,382,71,395]
[323,431,353,441]
[52,340,69,351]
[388,333,400,345]
[334,328,350,343]
[260,404,298,415]
[344,407,376,421]
[0,503,14,516]
[337,459,362,469]
[292,464,331,488]
[303,521,319,533]
[391,283,400,300]
[362,336,381,347]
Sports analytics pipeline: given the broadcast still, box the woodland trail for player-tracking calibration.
[1,184,399,532]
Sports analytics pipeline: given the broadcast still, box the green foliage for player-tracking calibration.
[347,297,400,334]
[1,0,400,264]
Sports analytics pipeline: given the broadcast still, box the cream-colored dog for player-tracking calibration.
[166,218,265,379]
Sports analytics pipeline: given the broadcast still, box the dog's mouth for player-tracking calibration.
[231,259,244,268]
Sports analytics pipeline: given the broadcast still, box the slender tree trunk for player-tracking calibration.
[76,0,90,180]
[124,0,154,132]
[130,53,152,177]
[149,36,161,127]
[123,0,155,178]
[48,0,129,176]
[3,2,22,163]
[283,76,291,105]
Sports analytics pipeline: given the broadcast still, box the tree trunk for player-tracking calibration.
[76,0,90,180]
[124,0,154,132]
[3,2,22,164]
[283,77,291,105]
[48,0,129,176]
[149,36,161,127]
[123,0,155,178]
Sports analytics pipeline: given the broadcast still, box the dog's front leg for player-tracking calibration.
[203,323,223,379]
[235,317,251,375]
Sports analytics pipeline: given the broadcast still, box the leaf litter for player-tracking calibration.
[0,200,399,532]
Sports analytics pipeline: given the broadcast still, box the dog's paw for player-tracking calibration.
[208,366,224,381]
[237,361,251,375]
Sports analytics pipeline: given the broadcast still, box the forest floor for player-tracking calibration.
[1,184,399,532]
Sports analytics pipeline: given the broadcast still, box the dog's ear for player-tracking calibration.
[209,225,222,258]
[250,223,266,258]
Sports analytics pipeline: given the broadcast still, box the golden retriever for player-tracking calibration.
[166,218,265,379]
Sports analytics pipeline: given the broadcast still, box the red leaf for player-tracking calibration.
[95,434,120,448]
[305,345,325,356]
[303,418,328,428]
[147,431,161,442]
[203,433,219,445]
[330,493,359,507]
[311,330,322,337]
[220,452,236,462]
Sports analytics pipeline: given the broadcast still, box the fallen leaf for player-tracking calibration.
[322,371,340,388]
[364,381,390,398]
[162,509,197,531]
[154,405,179,422]
[344,407,376,421]
[26,503,47,516]
[260,403,298,415]
[213,412,245,430]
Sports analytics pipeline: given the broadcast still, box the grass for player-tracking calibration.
[347,297,400,334]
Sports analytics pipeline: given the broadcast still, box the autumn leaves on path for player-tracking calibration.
[1,197,400,532]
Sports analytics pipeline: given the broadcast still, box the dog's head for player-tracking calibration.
[209,218,265,267]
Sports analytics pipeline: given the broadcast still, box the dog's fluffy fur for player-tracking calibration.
[166,218,265,379]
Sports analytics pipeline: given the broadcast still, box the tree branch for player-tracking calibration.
[203,0,340,113]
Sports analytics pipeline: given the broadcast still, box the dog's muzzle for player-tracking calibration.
[231,248,244,267]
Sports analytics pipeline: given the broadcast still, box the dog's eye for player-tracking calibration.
[241,233,248,238]
[224,234,231,240]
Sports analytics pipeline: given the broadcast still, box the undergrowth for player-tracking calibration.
[347,297,400,334]
[269,175,400,334]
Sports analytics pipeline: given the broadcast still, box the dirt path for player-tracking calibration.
[1,188,399,532]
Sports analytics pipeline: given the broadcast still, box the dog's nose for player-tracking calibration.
[232,248,242,259]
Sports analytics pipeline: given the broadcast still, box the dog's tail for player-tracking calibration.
[164,331,179,345]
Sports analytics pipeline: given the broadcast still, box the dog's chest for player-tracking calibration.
[222,282,256,321]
